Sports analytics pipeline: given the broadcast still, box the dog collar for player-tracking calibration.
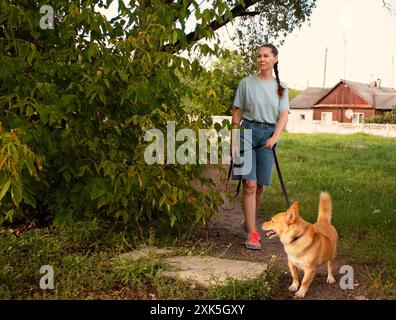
[290,226,308,244]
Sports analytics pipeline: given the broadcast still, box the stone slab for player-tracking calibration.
[162,255,268,288]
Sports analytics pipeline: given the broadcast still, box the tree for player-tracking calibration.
[0,1,316,230]
[209,52,250,115]
[365,105,396,124]
[232,0,316,72]
[288,88,302,101]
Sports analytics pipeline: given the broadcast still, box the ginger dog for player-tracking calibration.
[262,192,338,298]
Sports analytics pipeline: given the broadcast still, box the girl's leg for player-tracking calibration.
[243,180,258,233]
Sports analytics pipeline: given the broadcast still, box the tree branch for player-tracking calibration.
[239,11,261,17]
[382,0,396,14]
[162,0,262,52]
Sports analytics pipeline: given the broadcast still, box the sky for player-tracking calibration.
[214,0,396,90]
[98,0,396,90]
[277,0,396,90]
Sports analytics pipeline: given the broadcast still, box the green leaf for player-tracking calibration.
[97,88,107,104]
[170,214,176,227]
[4,210,14,223]
[70,64,81,72]
[31,31,41,40]
[191,60,200,76]
[90,181,107,200]
[0,179,11,202]
[159,194,166,208]
[76,165,88,177]
[39,108,50,124]
[171,29,178,44]
[66,102,76,113]
[97,196,108,209]
[63,170,71,183]
[27,45,35,65]
[49,110,57,125]
[103,78,110,89]
[118,70,128,82]
[26,105,34,116]
[25,152,35,176]
[87,139,98,152]
[62,94,74,106]
[88,44,97,58]
[11,182,22,207]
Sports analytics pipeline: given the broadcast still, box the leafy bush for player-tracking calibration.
[365,105,396,124]
[0,1,224,230]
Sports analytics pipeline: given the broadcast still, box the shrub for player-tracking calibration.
[365,105,396,124]
[0,1,224,230]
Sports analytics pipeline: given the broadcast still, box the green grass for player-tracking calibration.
[0,225,279,299]
[0,132,394,299]
[261,132,396,298]
[153,269,279,300]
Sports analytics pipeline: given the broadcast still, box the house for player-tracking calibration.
[290,80,396,124]
[289,87,330,122]
[312,80,396,123]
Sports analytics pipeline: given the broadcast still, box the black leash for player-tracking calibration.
[271,144,291,207]
[227,143,290,207]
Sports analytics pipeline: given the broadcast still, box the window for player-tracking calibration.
[299,114,306,120]
[352,113,364,124]
[321,112,332,123]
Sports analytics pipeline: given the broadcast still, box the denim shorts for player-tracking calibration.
[232,119,276,187]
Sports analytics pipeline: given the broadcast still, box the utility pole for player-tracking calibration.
[392,56,394,88]
[343,37,347,80]
[323,47,328,87]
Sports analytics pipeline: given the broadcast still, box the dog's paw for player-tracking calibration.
[288,282,299,292]
[327,275,336,284]
[295,289,307,298]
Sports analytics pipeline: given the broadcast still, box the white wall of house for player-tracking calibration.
[286,120,396,137]
[289,109,314,122]
[210,116,396,138]
[213,110,315,124]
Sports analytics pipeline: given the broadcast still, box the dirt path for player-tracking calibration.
[195,165,372,300]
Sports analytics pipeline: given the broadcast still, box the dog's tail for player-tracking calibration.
[317,192,332,223]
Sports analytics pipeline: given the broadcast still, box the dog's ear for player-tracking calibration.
[284,202,299,224]
[290,202,300,216]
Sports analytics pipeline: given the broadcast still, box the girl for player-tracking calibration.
[231,44,289,250]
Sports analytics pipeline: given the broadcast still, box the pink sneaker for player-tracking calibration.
[245,230,262,250]
[241,221,262,241]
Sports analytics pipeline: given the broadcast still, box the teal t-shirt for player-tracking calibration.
[233,75,289,124]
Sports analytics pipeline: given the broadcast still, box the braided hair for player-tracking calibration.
[259,44,285,98]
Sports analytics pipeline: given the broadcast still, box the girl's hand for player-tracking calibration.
[266,136,278,149]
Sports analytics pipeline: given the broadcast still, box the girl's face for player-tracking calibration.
[257,47,278,72]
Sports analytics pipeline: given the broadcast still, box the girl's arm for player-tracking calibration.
[266,109,288,149]
[231,107,243,128]
[230,107,243,156]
